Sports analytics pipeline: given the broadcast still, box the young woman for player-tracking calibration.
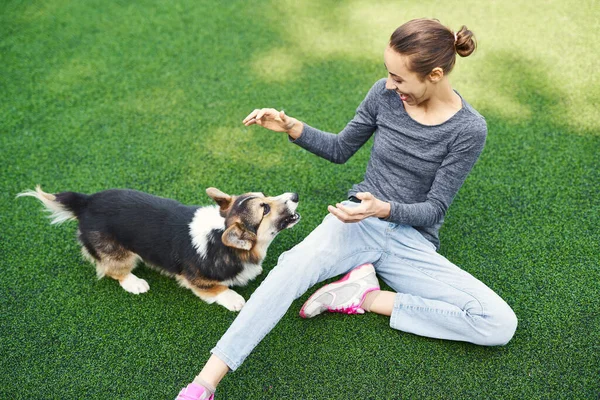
[177,18,517,400]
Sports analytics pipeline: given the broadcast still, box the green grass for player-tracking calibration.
[1,0,599,398]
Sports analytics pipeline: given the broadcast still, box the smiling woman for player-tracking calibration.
[176,17,517,400]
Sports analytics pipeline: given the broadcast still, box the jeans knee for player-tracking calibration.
[485,302,518,346]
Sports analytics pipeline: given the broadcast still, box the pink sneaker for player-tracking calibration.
[176,383,214,400]
[300,263,380,318]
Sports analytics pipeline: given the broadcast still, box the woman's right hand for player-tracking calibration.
[243,108,304,139]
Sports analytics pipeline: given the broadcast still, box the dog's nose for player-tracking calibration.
[291,193,299,203]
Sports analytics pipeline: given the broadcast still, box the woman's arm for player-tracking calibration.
[243,81,381,164]
[330,119,487,225]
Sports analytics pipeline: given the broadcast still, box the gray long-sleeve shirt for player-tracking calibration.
[292,78,487,250]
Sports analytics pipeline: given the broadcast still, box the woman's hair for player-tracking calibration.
[389,18,476,79]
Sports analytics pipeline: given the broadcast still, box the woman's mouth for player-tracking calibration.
[396,91,409,102]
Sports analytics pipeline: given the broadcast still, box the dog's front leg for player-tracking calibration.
[213,287,246,311]
[190,284,246,311]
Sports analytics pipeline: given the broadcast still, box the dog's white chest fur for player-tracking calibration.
[189,205,224,256]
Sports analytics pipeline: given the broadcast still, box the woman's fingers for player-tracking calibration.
[355,192,374,201]
[328,204,364,223]
[243,108,278,124]
[255,109,267,121]
[327,205,347,221]
[243,108,291,131]
[334,203,356,215]
[337,202,369,217]
[255,108,279,121]
[243,109,260,124]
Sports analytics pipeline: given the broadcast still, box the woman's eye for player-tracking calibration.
[262,204,271,215]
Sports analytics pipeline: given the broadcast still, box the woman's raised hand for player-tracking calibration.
[243,108,303,139]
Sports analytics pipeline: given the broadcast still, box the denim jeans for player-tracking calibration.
[212,201,518,371]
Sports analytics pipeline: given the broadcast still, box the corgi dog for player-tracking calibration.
[18,186,300,311]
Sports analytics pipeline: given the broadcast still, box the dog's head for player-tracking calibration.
[206,187,300,251]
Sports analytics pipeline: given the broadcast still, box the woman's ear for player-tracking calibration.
[428,67,444,82]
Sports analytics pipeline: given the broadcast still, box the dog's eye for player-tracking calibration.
[261,203,271,215]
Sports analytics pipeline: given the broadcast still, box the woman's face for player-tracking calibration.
[383,46,433,106]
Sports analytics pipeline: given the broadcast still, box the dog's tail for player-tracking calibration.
[17,185,90,225]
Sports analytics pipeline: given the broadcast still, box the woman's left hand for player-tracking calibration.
[328,192,391,223]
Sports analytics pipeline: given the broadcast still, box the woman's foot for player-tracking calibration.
[176,383,214,400]
[300,263,380,318]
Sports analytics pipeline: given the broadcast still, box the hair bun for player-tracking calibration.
[455,25,476,57]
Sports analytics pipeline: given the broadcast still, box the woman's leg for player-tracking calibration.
[362,290,395,315]
[373,224,517,346]
[195,355,228,389]
[189,203,386,389]
[211,215,383,369]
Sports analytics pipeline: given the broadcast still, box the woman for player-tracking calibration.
[177,18,517,400]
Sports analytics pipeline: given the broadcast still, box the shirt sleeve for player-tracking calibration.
[290,80,383,164]
[385,117,488,226]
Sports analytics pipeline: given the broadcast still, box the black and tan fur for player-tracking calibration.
[18,186,300,311]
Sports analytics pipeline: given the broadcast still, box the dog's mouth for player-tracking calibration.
[278,212,301,231]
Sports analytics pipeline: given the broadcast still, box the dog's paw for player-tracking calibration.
[215,289,245,311]
[119,273,150,294]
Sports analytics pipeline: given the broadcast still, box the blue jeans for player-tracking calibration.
[212,201,517,371]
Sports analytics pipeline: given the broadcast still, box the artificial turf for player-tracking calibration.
[1,0,599,398]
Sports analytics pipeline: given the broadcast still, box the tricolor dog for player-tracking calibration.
[19,186,300,311]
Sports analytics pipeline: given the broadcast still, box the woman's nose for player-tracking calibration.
[385,77,396,90]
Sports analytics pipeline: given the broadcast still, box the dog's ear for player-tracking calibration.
[221,223,256,251]
[206,187,233,211]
